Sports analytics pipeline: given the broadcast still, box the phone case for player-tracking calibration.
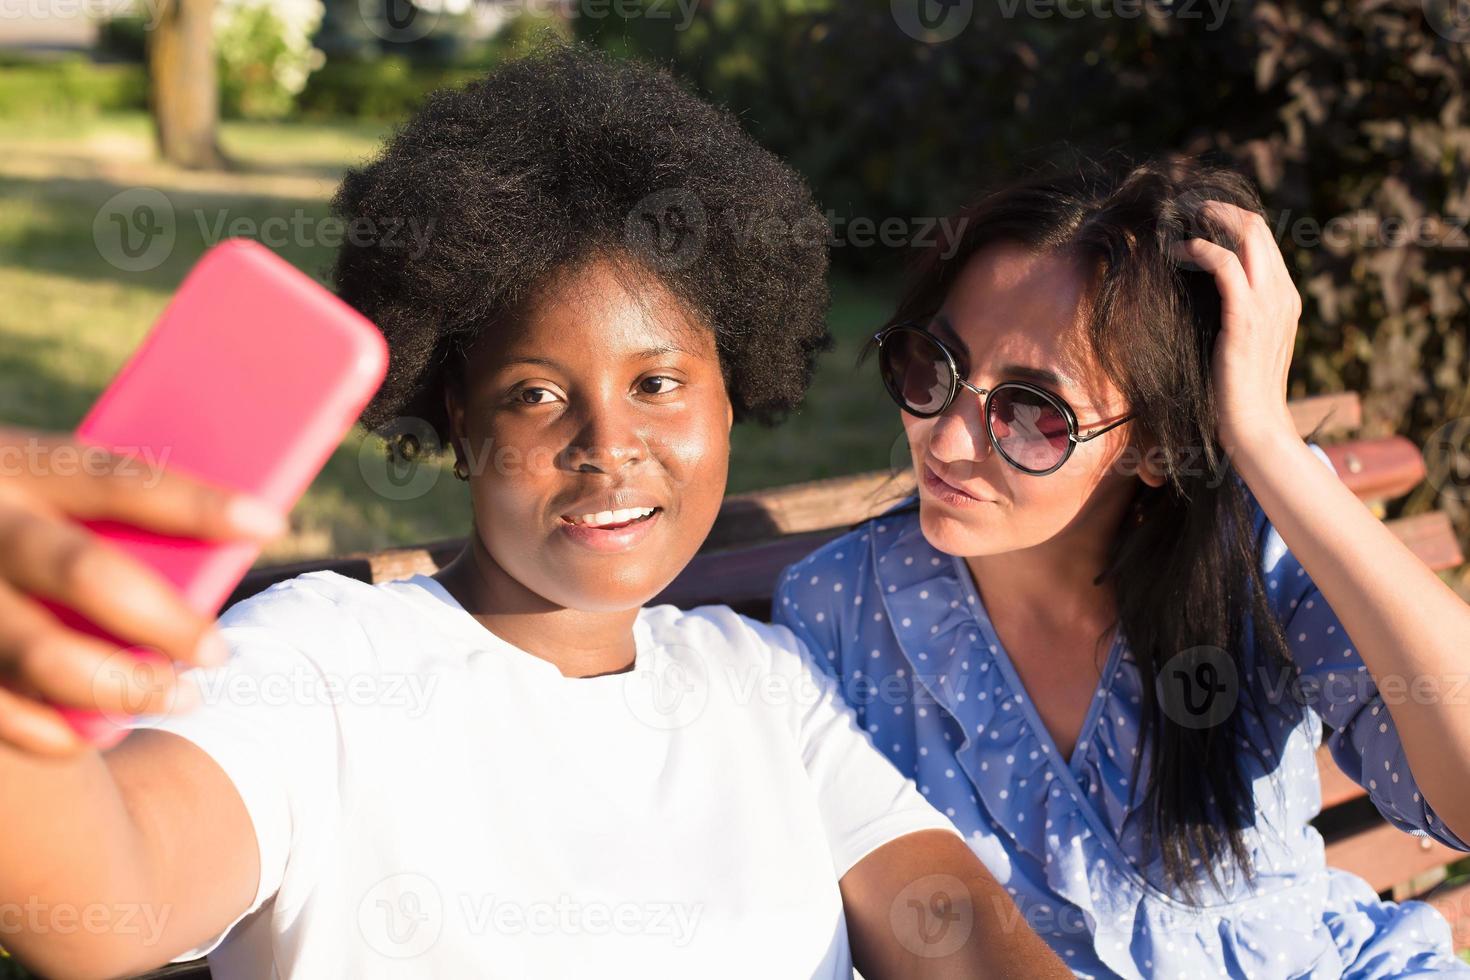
[39,238,388,747]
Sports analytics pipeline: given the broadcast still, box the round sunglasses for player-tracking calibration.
[872,321,1135,476]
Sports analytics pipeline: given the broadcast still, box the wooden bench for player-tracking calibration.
[136,392,1467,978]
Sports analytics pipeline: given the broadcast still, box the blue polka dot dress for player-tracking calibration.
[771,444,1470,978]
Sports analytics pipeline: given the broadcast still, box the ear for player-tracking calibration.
[1131,427,1168,489]
[726,399,734,432]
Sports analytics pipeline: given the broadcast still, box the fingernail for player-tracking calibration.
[226,495,287,538]
[195,631,230,667]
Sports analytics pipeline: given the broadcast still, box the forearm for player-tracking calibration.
[1233,429,1470,840]
[845,831,1071,979]
[0,740,163,978]
[958,873,1073,979]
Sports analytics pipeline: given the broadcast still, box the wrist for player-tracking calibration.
[1227,421,1307,485]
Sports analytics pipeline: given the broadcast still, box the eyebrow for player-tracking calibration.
[500,343,688,370]
[929,315,1077,389]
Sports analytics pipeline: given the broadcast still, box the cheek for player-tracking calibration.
[654,413,729,516]
[900,413,933,464]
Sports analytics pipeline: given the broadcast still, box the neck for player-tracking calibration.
[431,540,640,679]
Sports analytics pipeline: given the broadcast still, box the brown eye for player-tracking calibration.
[517,387,558,405]
[639,376,682,395]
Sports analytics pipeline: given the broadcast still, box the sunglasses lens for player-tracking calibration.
[879,330,953,416]
[989,386,1071,472]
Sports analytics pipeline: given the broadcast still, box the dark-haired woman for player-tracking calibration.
[0,46,1068,979]
[774,158,1470,978]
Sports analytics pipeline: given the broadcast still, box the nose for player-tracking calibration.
[560,400,647,475]
[924,387,993,476]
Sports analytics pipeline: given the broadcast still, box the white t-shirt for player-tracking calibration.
[128,570,959,979]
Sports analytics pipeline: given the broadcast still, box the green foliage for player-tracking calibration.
[0,59,146,118]
[216,0,327,120]
[295,55,482,119]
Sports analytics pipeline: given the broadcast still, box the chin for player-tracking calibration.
[917,496,1016,558]
[540,564,674,613]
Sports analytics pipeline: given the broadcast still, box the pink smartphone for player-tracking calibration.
[38,238,388,748]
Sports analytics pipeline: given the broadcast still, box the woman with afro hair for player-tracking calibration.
[0,42,1069,980]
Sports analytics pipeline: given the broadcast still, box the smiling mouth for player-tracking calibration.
[559,506,663,530]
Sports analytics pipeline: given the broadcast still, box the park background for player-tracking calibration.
[2,0,1468,597]
[0,0,1468,974]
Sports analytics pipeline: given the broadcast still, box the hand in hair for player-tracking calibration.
[1169,199,1303,460]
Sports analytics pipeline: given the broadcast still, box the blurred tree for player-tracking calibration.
[147,0,227,168]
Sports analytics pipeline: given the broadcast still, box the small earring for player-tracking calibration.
[453,459,469,481]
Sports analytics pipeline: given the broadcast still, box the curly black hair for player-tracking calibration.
[330,41,833,454]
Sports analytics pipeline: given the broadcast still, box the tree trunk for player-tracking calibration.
[146,0,227,170]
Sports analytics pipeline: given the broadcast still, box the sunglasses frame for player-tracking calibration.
[872,321,1136,476]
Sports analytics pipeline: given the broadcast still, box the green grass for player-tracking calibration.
[0,112,902,564]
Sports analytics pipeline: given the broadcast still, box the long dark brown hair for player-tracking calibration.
[875,153,1311,904]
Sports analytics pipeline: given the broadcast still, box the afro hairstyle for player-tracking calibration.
[331,41,834,456]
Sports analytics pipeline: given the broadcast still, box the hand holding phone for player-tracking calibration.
[0,239,387,752]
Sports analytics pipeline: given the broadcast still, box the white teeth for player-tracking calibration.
[567,506,656,528]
